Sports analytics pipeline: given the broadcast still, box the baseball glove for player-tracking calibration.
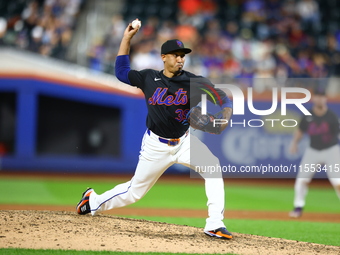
[186,106,223,134]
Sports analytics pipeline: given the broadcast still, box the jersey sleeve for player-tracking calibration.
[128,69,149,90]
[115,55,149,90]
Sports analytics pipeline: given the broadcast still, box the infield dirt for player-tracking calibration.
[1,210,340,255]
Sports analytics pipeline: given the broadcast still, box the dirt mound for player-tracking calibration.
[1,210,339,255]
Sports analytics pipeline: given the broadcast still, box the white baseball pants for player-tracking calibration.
[89,129,226,231]
[293,144,340,208]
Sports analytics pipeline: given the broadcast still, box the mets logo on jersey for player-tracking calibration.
[148,88,188,105]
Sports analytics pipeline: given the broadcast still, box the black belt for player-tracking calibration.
[147,129,182,146]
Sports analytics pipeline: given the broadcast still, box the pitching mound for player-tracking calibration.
[0,210,339,255]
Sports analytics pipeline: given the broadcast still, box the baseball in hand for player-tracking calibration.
[131,19,141,29]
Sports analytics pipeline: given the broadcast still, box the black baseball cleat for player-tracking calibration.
[76,188,93,215]
[204,227,233,239]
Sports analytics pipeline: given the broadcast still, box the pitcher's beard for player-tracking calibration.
[173,66,183,76]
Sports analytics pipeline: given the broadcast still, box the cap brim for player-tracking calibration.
[163,48,192,54]
[182,48,192,54]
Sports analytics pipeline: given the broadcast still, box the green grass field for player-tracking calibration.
[1,177,339,213]
[0,175,339,255]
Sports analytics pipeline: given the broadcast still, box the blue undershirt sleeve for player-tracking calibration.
[115,55,131,85]
[221,96,233,109]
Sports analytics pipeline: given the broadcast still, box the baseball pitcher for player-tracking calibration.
[76,21,234,239]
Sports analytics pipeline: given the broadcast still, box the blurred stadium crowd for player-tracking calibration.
[0,0,340,90]
[0,0,83,59]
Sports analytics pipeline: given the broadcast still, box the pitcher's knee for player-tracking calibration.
[122,192,141,205]
[131,192,143,202]
[128,186,149,203]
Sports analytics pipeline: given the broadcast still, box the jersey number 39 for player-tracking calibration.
[175,109,189,122]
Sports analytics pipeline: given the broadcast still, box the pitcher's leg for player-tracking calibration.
[202,173,226,230]
[90,156,171,215]
[89,132,172,215]
[177,134,226,231]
